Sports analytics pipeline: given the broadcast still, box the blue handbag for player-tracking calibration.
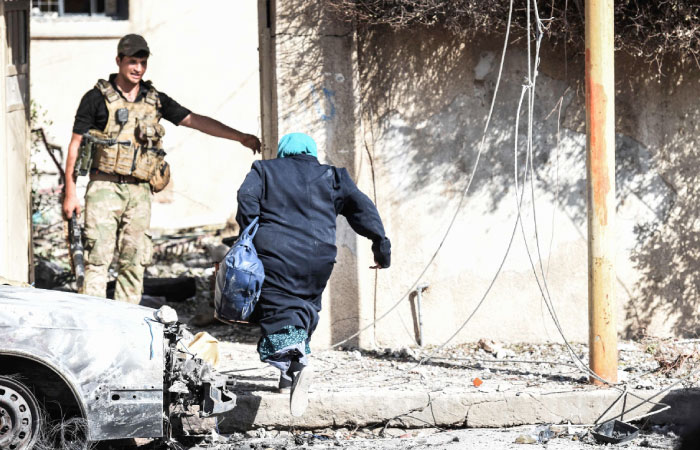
[214,217,265,322]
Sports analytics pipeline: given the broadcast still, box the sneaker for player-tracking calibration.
[290,365,313,417]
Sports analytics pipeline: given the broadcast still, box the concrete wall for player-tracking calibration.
[1,0,32,283]
[261,0,375,348]
[30,0,261,230]
[267,4,700,346]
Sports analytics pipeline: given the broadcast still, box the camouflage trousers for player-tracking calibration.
[80,180,152,304]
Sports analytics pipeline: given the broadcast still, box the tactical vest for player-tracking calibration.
[91,79,166,181]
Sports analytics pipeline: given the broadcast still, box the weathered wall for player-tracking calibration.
[263,0,378,348]
[268,6,700,346]
[30,0,260,230]
[361,28,697,345]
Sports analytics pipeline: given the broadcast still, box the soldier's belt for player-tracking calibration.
[89,169,145,184]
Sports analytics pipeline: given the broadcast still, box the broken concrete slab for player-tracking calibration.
[217,388,698,432]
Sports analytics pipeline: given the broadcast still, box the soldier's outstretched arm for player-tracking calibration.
[179,113,261,154]
[62,132,84,219]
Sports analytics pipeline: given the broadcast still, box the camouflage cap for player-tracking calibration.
[117,34,150,57]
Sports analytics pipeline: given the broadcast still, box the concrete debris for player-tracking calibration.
[154,305,179,324]
[478,338,497,354]
[171,425,679,449]
[478,338,515,359]
[168,381,189,394]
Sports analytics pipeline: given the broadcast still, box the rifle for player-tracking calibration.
[74,132,132,178]
[69,212,85,289]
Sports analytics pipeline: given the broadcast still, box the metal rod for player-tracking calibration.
[585,0,618,384]
[415,284,428,347]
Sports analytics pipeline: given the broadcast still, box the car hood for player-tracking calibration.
[0,285,157,329]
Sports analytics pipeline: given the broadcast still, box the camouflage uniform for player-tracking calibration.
[74,74,174,303]
[81,180,152,303]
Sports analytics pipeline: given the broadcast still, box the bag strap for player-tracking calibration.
[241,217,259,239]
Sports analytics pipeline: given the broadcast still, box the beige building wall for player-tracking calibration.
[259,0,378,349]
[265,2,700,347]
[1,0,32,283]
[30,0,261,230]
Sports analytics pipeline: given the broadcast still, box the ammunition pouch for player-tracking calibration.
[132,121,166,182]
[149,157,170,193]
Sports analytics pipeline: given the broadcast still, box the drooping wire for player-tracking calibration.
[414,84,530,366]
[330,0,517,349]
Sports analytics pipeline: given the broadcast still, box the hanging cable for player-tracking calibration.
[330,0,517,349]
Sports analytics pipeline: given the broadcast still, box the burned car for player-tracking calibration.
[0,285,235,449]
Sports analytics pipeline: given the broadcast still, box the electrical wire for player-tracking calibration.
[330,0,517,349]
[405,0,684,423]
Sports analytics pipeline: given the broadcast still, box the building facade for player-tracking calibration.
[30,0,261,230]
[260,0,700,347]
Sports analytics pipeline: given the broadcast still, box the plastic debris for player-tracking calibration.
[591,420,640,444]
[535,425,555,443]
[187,331,221,368]
[514,434,537,444]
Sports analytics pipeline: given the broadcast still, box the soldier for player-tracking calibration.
[62,34,261,303]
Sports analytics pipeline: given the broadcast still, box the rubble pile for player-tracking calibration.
[136,423,679,449]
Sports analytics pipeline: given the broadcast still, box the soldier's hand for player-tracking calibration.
[241,134,261,155]
[62,194,82,220]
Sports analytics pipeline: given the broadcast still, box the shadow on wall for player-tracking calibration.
[356,25,700,338]
[627,98,700,336]
[608,53,700,339]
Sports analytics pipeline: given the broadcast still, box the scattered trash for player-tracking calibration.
[591,420,640,444]
[514,424,565,445]
[514,434,537,444]
[478,338,497,354]
[534,425,556,443]
[472,377,483,387]
[478,338,515,359]
[186,331,221,367]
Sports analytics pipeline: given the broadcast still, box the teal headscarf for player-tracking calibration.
[277,133,318,159]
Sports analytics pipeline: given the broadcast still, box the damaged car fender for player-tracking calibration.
[0,285,235,443]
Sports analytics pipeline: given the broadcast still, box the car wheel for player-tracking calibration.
[0,376,41,450]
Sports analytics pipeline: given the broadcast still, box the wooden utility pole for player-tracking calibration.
[585,0,617,384]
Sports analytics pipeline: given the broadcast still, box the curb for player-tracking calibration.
[216,388,700,431]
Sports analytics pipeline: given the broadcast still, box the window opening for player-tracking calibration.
[31,0,128,19]
[5,0,30,67]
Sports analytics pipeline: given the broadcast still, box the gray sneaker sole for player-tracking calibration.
[290,366,314,417]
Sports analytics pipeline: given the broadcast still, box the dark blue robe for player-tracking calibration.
[236,154,391,338]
